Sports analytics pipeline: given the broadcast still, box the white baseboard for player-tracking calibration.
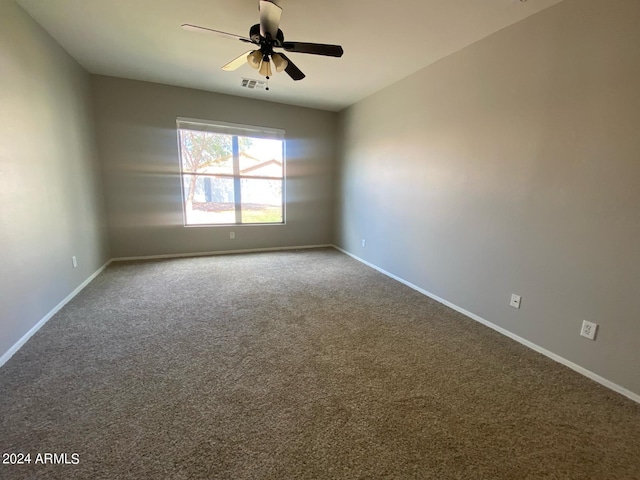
[111,244,334,262]
[0,259,112,368]
[333,245,640,405]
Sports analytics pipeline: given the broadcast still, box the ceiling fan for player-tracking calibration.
[182,0,343,82]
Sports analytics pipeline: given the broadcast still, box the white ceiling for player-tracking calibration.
[16,0,564,111]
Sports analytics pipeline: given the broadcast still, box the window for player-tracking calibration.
[177,118,285,226]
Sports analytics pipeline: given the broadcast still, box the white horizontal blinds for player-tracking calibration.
[176,117,285,140]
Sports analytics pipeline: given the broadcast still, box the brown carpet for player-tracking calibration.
[1,248,639,479]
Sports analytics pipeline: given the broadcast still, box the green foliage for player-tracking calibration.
[241,207,283,224]
[180,131,253,172]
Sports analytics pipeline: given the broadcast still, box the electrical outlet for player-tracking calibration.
[72,256,78,268]
[509,293,521,309]
[362,239,366,247]
[230,232,235,239]
[580,320,598,340]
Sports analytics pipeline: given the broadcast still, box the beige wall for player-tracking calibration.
[336,0,640,396]
[91,76,337,258]
[0,2,109,358]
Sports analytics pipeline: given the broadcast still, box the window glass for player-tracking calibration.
[177,121,285,226]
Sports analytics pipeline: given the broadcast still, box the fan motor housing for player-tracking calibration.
[250,23,284,46]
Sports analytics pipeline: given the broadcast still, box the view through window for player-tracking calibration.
[177,119,285,226]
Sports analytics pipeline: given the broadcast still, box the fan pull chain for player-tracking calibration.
[266,76,269,91]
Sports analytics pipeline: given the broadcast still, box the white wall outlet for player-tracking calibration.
[580,320,598,340]
[230,232,235,239]
[362,239,366,247]
[509,293,521,309]
[72,256,78,268]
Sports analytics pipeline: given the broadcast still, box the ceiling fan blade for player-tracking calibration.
[278,53,305,81]
[222,51,253,71]
[259,0,282,39]
[282,42,344,57]
[181,24,255,44]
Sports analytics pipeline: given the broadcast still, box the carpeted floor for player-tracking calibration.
[1,248,639,479]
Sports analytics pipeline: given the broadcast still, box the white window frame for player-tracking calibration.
[176,117,286,227]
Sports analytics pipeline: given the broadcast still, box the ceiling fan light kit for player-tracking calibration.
[271,53,288,73]
[182,0,343,88]
[247,50,263,69]
[259,58,272,77]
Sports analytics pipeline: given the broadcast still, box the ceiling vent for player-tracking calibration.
[241,78,266,90]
